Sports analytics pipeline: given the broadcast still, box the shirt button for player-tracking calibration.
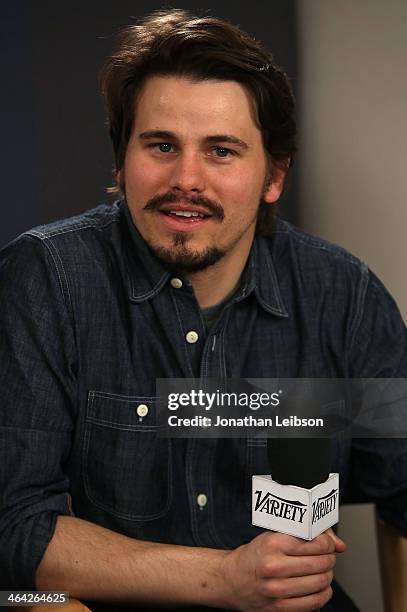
[170,277,183,289]
[136,404,149,418]
[197,493,208,508]
[186,330,199,344]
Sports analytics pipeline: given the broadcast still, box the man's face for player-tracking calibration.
[123,76,284,273]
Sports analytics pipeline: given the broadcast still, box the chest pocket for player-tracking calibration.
[82,391,172,521]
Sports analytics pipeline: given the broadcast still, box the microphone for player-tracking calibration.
[267,437,331,489]
[252,437,339,540]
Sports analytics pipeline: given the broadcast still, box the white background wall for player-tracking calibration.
[297,1,407,610]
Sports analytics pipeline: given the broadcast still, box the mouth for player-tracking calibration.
[169,210,206,217]
[155,204,214,231]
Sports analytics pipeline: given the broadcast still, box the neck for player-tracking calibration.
[187,238,254,308]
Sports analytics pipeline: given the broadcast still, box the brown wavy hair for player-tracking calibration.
[100,9,297,234]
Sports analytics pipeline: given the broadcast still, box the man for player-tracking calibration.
[0,9,406,611]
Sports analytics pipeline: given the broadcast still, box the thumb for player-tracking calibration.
[326,529,347,553]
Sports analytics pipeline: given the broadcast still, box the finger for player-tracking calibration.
[326,529,347,553]
[266,586,333,612]
[282,532,336,556]
[259,570,333,600]
[258,552,335,579]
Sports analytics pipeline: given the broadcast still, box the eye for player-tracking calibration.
[149,143,174,153]
[214,146,233,158]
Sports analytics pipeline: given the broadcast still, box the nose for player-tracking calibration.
[168,152,206,194]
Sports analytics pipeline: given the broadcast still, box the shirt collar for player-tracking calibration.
[233,237,288,318]
[121,200,288,317]
[121,200,172,302]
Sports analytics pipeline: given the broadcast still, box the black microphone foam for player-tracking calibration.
[267,438,332,489]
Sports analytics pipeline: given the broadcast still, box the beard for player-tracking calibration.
[141,182,272,274]
[147,232,227,274]
[142,191,227,273]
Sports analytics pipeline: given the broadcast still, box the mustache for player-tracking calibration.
[143,192,225,220]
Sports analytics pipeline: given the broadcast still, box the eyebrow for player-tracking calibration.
[139,130,249,150]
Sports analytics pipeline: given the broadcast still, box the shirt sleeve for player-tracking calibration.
[0,234,77,588]
[346,268,407,536]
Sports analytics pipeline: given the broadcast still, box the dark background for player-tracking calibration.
[1,0,298,247]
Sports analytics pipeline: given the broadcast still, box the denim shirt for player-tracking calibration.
[1,200,407,606]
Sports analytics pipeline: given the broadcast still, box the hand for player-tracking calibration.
[221,529,346,611]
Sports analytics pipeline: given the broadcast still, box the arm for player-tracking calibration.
[0,235,76,588]
[345,269,407,609]
[36,516,229,607]
[346,269,407,529]
[36,515,344,610]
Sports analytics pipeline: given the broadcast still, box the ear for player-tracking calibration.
[263,163,288,204]
[116,169,125,193]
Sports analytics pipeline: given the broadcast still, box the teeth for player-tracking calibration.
[169,210,203,218]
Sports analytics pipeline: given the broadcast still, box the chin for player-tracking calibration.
[148,241,226,274]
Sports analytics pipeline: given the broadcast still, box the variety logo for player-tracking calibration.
[312,489,338,524]
[254,490,308,524]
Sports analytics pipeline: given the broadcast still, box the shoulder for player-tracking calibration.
[1,203,124,267]
[264,218,406,343]
[269,218,366,270]
[0,203,126,309]
[263,218,370,294]
[260,220,373,341]
[23,203,121,244]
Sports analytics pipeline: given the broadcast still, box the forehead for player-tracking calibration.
[133,75,261,139]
